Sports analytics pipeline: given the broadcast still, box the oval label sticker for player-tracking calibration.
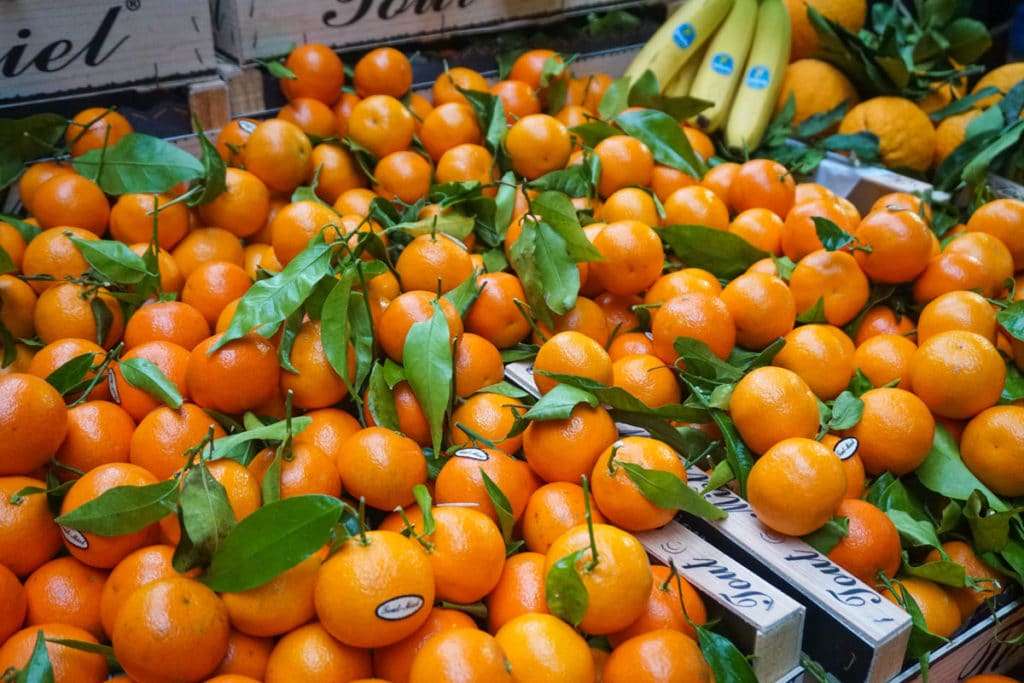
[61,526,89,550]
[710,53,734,76]
[745,65,771,90]
[376,594,425,621]
[673,22,696,49]
[833,437,859,460]
[454,447,489,461]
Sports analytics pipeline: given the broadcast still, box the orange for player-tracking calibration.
[651,292,736,364]
[720,271,796,350]
[532,295,611,348]
[591,436,688,531]
[838,96,936,173]
[912,250,992,304]
[434,446,536,524]
[434,143,497,187]
[780,197,857,262]
[18,160,76,216]
[825,498,901,587]
[0,622,108,683]
[21,225,98,293]
[505,114,572,180]
[522,403,619,484]
[310,143,368,204]
[485,552,550,634]
[644,269,723,320]
[374,150,433,205]
[788,249,871,326]
[241,242,282,279]
[775,59,860,127]
[248,441,342,500]
[589,219,664,296]
[853,207,934,283]
[907,330,1006,420]
[27,337,110,402]
[944,231,1015,298]
[0,222,26,273]
[314,530,435,648]
[98,544,180,639]
[602,629,711,683]
[130,402,227,480]
[962,676,1022,683]
[59,462,162,568]
[700,161,739,207]
[521,482,606,555]
[960,405,1024,497]
[841,387,935,476]
[729,207,784,255]
[376,290,463,364]
[419,102,483,162]
[490,78,542,123]
[924,540,1004,620]
[65,107,133,158]
[395,232,474,295]
[243,118,314,193]
[110,192,190,248]
[449,390,525,455]
[348,94,416,158]
[531,330,613,396]
[0,373,68,475]
[853,304,916,345]
[171,226,244,280]
[853,333,917,390]
[280,43,345,104]
[463,272,532,349]
[729,158,796,219]
[214,117,258,165]
[772,324,856,400]
[112,576,230,683]
[362,380,431,448]
[881,577,960,638]
[650,163,699,202]
[747,437,847,536]
[351,46,412,98]
[336,426,426,511]
[917,290,997,343]
[544,523,652,634]
[373,607,478,683]
[34,281,125,347]
[453,332,504,398]
[730,366,821,455]
[279,319,353,409]
[53,400,135,481]
[380,504,505,604]
[269,199,340,266]
[264,621,372,683]
[24,555,107,640]
[0,563,26,644]
[608,331,657,360]
[0,476,64,577]
[599,187,660,227]
[186,333,279,415]
[593,135,654,198]
[277,96,338,138]
[431,66,490,107]
[934,109,980,167]
[180,260,252,327]
[110,340,191,422]
[123,300,210,350]
[662,184,730,230]
[785,0,866,61]
[595,291,642,336]
[408,627,512,683]
[965,197,1024,269]
[612,353,682,408]
[509,48,565,92]
[495,613,595,683]
[607,563,706,646]
[197,168,271,239]
[332,91,362,139]
[221,551,322,637]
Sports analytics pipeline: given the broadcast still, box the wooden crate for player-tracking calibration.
[0,0,217,106]
[210,0,659,63]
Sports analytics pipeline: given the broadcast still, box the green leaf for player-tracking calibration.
[258,58,295,79]
[540,372,710,424]
[459,88,507,155]
[617,460,727,520]
[963,119,1024,188]
[177,461,237,568]
[70,237,151,285]
[813,217,855,251]
[443,272,481,318]
[509,219,580,326]
[522,383,598,421]
[944,17,992,65]
[568,120,621,149]
[481,470,519,553]
[55,480,178,535]
[530,192,602,262]
[320,273,355,395]
[965,491,1023,553]
[0,113,66,190]
[886,509,943,550]
[202,494,343,592]
[527,165,595,197]
[597,76,631,120]
[709,409,756,498]
[396,214,476,242]
[365,362,400,432]
[614,109,706,178]
[902,554,967,588]
[404,303,453,456]
[674,338,743,385]
[0,212,42,242]
[212,416,311,463]
[118,357,184,410]
[44,353,98,396]
[73,133,204,194]
[545,548,588,627]
[794,100,849,138]
[997,300,1024,342]
[916,425,1007,511]
[260,448,282,505]
[190,120,228,206]
[0,244,15,275]
[1003,363,1024,404]
[825,391,863,431]
[802,515,850,555]
[215,235,335,350]
[412,484,436,537]
[697,625,759,683]
[658,225,769,280]
[16,630,55,683]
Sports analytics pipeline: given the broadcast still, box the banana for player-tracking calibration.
[723,0,792,150]
[661,41,709,97]
[686,0,759,132]
[623,0,736,92]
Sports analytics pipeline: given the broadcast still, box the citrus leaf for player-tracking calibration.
[320,272,356,396]
[965,491,1023,553]
[886,509,943,551]
[530,191,602,262]
[178,461,237,568]
[55,480,178,535]
[70,237,150,285]
[658,225,768,280]
[615,108,705,178]
[709,409,756,498]
[396,214,476,241]
[212,416,312,464]
[202,494,343,592]
[404,303,453,456]
[568,120,620,148]
[459,88,507,155]
[597,76,631,119]
[481,469,519,553]
[545,548,588,627]
[697,625,759,683]
[260,448,282,505]
[509,218,580,325]
[16,630,54,683]
[0,212,42,242]
[813,217,855,251]
[190,119,227,206]
[824,391,863,431]
[540,372,709,423]
[412,484,435,537]
[617,461,726,520]
[118,357,184,409]
[915,425,1007,511]
[44,353,98,396]
[365,362,400,432]
[996,300,1024,342]
[73,133,204,194]
[802,515,849,555]
[443,272,481,318]
[522,383,598,421]
[0,113,65,190]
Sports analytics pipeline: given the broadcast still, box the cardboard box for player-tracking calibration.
[0,0,217,106]
[210,0,658,63]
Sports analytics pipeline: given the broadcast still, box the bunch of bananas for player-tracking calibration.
[625,0,791,151]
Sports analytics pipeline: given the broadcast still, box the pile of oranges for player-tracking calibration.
[0,38,1022,683]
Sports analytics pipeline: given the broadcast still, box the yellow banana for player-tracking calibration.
[623,0,736,91]
[723,0,792,150]
[686,0,759,132]
[661,41,709,97]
